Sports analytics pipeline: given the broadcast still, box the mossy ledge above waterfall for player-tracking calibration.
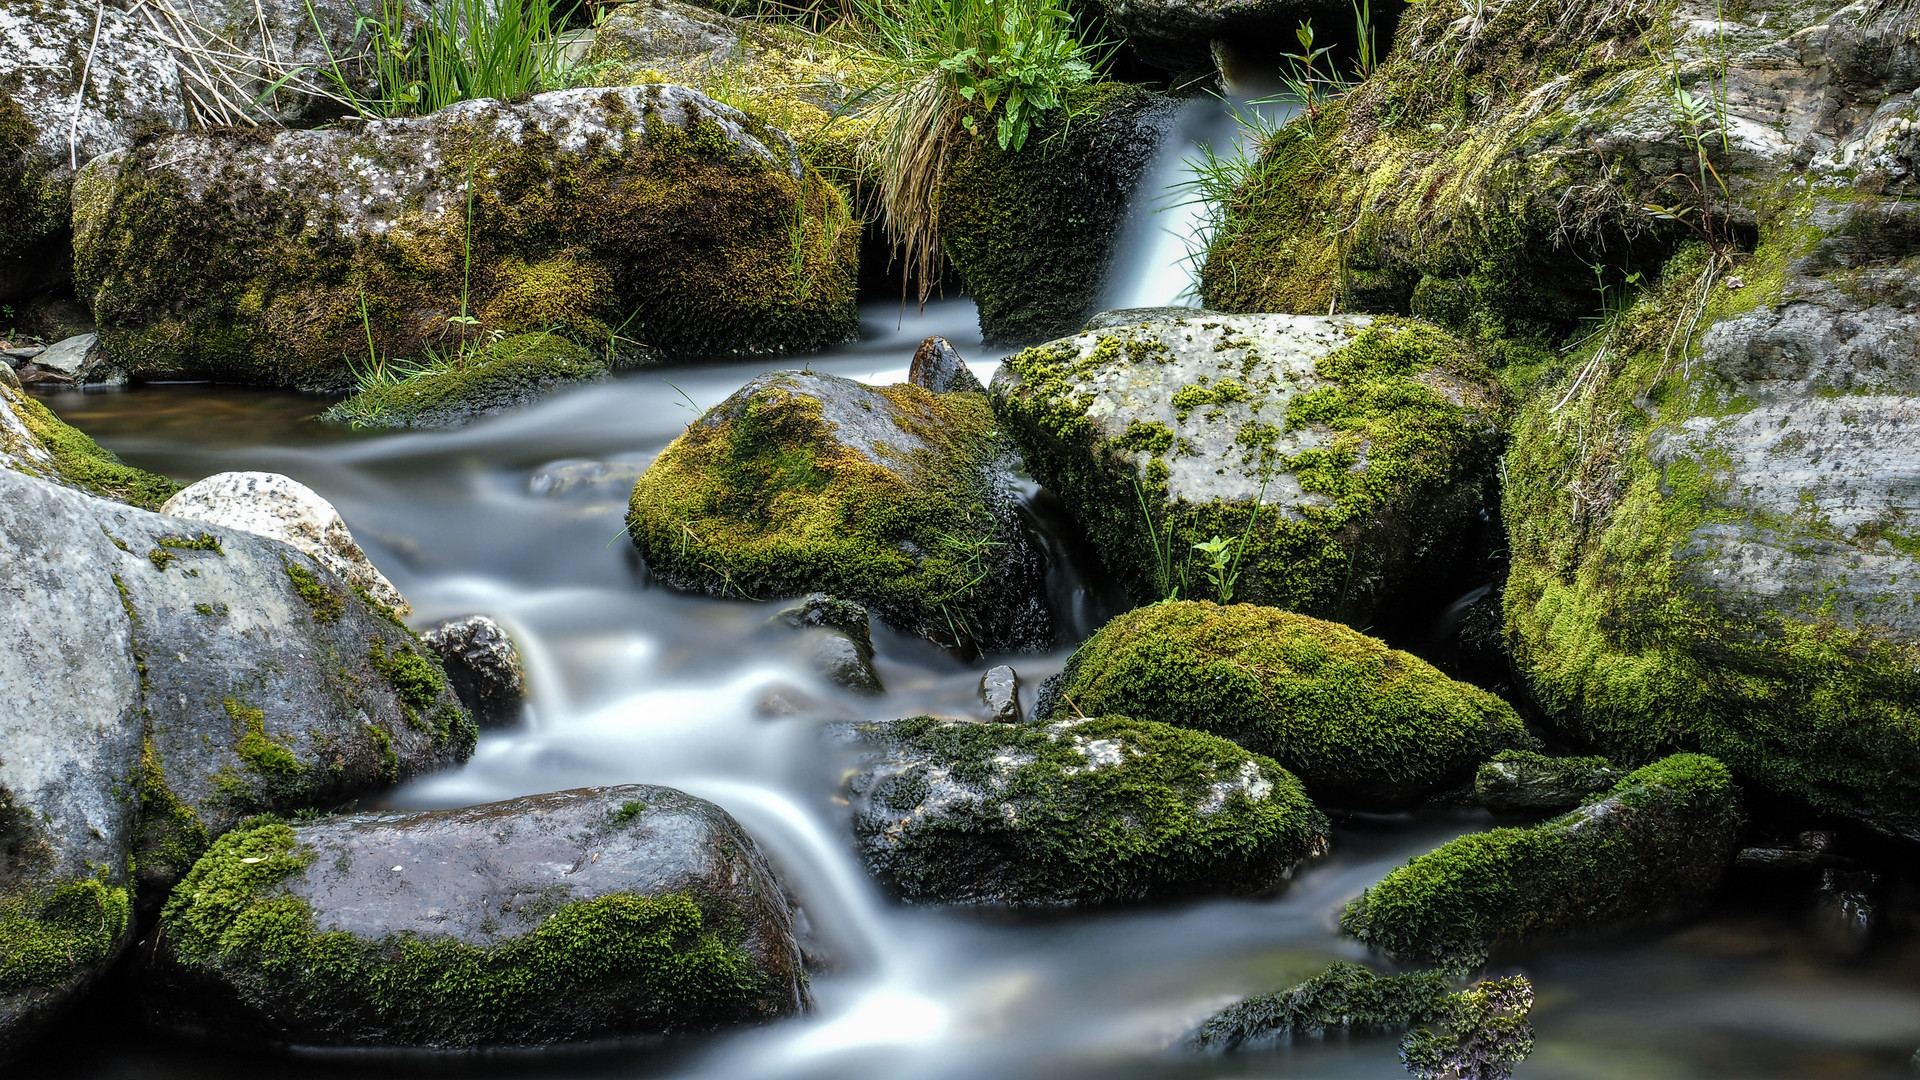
[71,84,859,391]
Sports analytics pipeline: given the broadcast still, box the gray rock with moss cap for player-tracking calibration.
[843,714,1329,906]
[1341,753,1744,968]
[73,84,858,391]
[629,371,1050,654]
[1043,601,1531,808]
[145,785,808,1048]
[992,313,1501,623]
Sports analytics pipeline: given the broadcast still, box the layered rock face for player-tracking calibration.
[628,371,1051,653]
[73,84,859,390]
[146,786,808,1047]
[991,312,1502,623]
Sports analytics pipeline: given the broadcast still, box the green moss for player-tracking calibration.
[134,736,212,887]
[0,93,66,263]
[284,560,345,623]
[148,548,175,571]
[627,375,1026,649]
[1052,602,1529,805]
[74,88,861,391]
[0,876,131,992]
[939,83,1171,344]
[366,641,447,713]
[158,532,223,554]
[1191,962,1453,1050]
[224,696,303,780]
[1340,754,1744,967]
[159,821,772,1045]
[321,333,608,429]
[993,319,1500,618]
[852,714,1328,906]
[2,389,181,509]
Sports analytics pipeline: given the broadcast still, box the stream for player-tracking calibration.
[15,99,1920,1080]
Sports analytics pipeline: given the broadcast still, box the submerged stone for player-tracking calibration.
[146,786,807,1048]
[1191,962,1454,1052]
[1473,751,1620,813]
[628,371,1050,653]
[320,332,608,429]
[1341,754,1744,967]
[1044,602,1530,807]
[421,614,527,728]
[990,313,1501,624]
[843,714,1328,907]
[73,84,858,390]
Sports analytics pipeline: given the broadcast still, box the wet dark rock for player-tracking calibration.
[1343,754,1744,968]
[145,785,808,1048]
[421,614,528,728]
[1191,962,1453,1051]
[753,683,818,719]
[1735,830,1847,871]
[775,594,882,694]
[979,665,1022,723]
[1474,751,1620,813]
[1814,869,1879,956]
[843,714,1328,907]
[0,360,18,391]
[630,373,1050,654]
[908,336,985,394]
[1099,0,1328,73]
[776,593,873,640]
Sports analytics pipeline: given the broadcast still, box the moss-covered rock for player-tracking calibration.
[1340,753,1744,967]
[73,85,859,390]
[939,83,1176,345]
[145,786,806,1048]
[843,713,1328,906]
[1,0,188,300]
[989,312,1502,623]
[628,370,1050,653]
[1474,751,1619,813]
[1190,961,1454,1051]
[1043,601,1529,807]
[0,378,180,509]
[321,332,607,429]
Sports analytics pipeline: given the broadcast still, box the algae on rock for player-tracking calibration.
[1341,754,1744,967]
[1045,601,1530,807]
[73,85,859,390]
[843,714,1329,907]
[990,312,1502,624]
[628,371,1050,653]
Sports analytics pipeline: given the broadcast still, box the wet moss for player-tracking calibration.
[1191,962,1453,1050]
[284,560,345,623]
[627,374,1027,649]
[850,713,1329,906]
[2,387,181,509]
[1051,601,1530,806]
[1474,750,1620,812]
[1340,754,1744,967]
[321,333,608,429]
[0,876,131,993]
[159,821,772,1046]
[133,736,210,888]
[224,697,302,780]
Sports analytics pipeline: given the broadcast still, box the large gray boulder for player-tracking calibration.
[0,465,473,1055]
[843,714,1329,907]
[1,0,188,300]
[73,84,859,390]
[990,313,1501,624]
[629,371,1051,654]
[146,786,808,1048]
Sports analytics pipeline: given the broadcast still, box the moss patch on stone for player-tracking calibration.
[321,333,607,429]
[0,876,131,993]
[2,388,180,509]
[1340,753,1744,967]
[850,713,1328,906]
[134,736,211,888]
[1049,601,1530,806]
[0,93,66,266]
[158,820,772,1046]
[283,560,345,623]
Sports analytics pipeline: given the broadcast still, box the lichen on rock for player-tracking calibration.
[989,312,1502,623]
[842,713,1328,907]
[628,370,1050,653]
[1043,601,1531,807]
[72,84,859,390]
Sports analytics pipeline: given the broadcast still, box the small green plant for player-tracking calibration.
[1279,21,1339,119]
[1351,0,1379,80]
[1134,480,1186,601]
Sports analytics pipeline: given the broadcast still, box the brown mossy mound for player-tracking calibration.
[73,85,859,391]
[321,332,606,429]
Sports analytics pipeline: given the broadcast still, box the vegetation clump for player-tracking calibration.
[847,713,1328,906]
[0,877,131,994]
[1047,601,1530,806]
[0,385,180,509]
[322,333,608,429]
[1191,961,1453,1051]
[1341,754,1744,967]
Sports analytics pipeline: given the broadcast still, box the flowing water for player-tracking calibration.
[16,129,1920,1080]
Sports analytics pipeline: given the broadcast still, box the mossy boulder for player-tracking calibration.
[1043,601,1530,807]
[145,786,807,1048]
[72,84,859,391]
[843,714,1328,906]
[1474,751,1619,813]
[939,83,1177,345]
[321,332,608,429]
[1,377,179,509]
[1,0,188,301]
[989,312,1503,624]
[1340,753,1744,967]
[628,370,1050,653]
